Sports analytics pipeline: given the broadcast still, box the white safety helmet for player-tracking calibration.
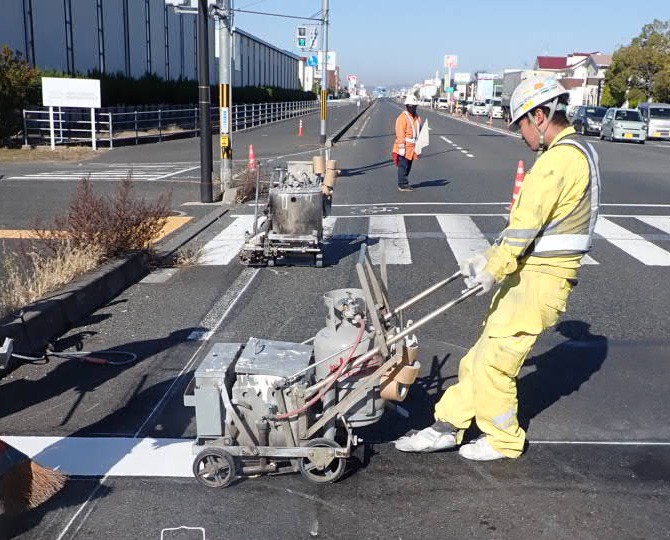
[509,76,570,156]
[404,95,419,106]
[509,76,569,128]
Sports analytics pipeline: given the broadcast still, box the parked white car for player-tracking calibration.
[470,101,487,116]
[490,99,503,118]
[437,98,450,109]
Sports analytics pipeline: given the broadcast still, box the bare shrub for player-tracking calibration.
[36,175,171,259]
[173,243,204,267]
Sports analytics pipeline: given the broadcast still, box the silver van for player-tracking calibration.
[638,102,670,140]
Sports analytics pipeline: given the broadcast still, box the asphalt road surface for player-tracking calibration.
[2,99,670,539]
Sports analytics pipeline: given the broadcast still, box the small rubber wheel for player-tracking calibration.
[299,438,346,484]
[267,258,275,267]
[193,448,236,488]
[315,254,323,268]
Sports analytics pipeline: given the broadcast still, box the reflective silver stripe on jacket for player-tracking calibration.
[529,135,601,257]
[403,111,419,143]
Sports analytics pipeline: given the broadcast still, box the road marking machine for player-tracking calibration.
[239,157,337,268]
[184,245,480,487]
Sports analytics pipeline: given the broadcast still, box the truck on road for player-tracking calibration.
[501,70,523,122]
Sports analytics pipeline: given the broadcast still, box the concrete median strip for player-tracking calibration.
[326,100,374,147]
[0,206,230,355]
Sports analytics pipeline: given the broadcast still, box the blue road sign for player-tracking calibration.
[307,55,318,67]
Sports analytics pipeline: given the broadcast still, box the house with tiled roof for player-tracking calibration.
[533,52,612,106]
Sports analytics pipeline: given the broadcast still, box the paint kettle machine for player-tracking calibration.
[239,157,338,267]
[184,245,482,487]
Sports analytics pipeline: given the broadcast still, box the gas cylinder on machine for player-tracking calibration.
[313,289,385,428]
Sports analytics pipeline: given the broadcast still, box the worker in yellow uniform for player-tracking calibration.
[393,95,422,192]
[396,77,601,460]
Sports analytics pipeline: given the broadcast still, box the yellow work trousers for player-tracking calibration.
[434,269,574,458]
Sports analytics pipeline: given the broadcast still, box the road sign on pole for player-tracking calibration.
[444,55,458,68]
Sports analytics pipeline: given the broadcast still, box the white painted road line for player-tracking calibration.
[368,215,412,265]
[187,267,259,341]
[596,217,670,266]
[152,165,200,181]
[637,215,670,236]
[436,215,491,266]
[199,215,256,266]
[4,436,193,477]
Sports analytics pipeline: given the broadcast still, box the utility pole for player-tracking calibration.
[218,0,235,203]
[198,0,213,203]
[319,0,329,144]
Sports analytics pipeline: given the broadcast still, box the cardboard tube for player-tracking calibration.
[380,378,409,401]
[313,156,326,175]
[394,361,421,385]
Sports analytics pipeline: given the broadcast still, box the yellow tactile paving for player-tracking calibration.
[0,216,193,242]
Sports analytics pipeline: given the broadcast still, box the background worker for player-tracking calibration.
[395,77,601,461]
[393,95,422,192]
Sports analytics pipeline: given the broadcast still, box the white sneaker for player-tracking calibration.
[458,437,508,461]
[394,427,458,453]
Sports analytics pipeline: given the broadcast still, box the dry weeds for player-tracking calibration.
[0,242,103,319]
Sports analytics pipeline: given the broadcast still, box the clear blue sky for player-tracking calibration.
[233,0,668,87]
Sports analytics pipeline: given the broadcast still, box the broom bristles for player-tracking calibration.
[1,440,68,513]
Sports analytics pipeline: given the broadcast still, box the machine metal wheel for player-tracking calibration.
[192,448,236,488]
[315,254,324,268]
[299,438,346,484]
[267,258,275,267]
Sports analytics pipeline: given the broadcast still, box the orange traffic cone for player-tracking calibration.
[248,144,257,170]
[298,119,304,136]
[509,160,525,210]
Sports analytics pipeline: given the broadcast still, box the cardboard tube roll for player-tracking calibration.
[380,378,410,401]
[313,156,326,174]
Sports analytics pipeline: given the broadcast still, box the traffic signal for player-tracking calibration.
[297,26,307,48]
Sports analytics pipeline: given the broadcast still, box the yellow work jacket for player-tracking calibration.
[485,127,601,281]
[393,111,422,160]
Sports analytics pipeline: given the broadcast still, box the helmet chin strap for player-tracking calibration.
[527,97,559,158]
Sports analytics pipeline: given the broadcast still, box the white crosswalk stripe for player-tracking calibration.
[367,215,413,265]
[595,217,670,266]
[200,215,255,265]
[436,215,491,265]
[208,214,670,268]
[8,164,198,182]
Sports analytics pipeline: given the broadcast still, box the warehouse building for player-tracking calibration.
[0,0,301,88]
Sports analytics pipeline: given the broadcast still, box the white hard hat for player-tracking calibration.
[509,76,569,127]
[404,95,419,106]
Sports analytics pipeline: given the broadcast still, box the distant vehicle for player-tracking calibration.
[572,106,607,135]
[490,98,503,119]
[637,102,670,140]
[471,101,487,116]
[484,98,493,113]
[457,100,470,113]
[437,97,450,109]
[501,71,523,121]
[567,105,579,121]
[419,98,432,108]
[600,108,646,144]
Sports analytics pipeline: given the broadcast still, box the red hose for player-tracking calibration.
[271,320,366,420]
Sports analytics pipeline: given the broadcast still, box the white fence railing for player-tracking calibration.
[22,100,319,148]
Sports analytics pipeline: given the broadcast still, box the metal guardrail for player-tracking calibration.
[22,100,320,148]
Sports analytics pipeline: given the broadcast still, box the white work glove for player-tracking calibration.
[459,253,488,279]
[398,148,406,157]
[464,271,495,296]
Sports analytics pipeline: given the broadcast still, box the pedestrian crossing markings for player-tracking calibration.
[196,214,670,267]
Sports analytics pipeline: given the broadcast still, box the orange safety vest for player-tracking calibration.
[393,111,422,160]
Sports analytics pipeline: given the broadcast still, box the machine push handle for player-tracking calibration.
[383,271,463,321]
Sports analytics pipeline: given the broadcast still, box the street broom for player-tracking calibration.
[0,438,67,513]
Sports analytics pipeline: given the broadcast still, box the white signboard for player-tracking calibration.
[42,77,101,108]
[444,55,458,68]
[454,72,472,84]
[317,51,337,71]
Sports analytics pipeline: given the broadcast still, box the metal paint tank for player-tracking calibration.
[269,187,323,236]
[314,289,384,428]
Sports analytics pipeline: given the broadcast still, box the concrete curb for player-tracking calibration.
[0,205,230,356]
[326,100,375,147]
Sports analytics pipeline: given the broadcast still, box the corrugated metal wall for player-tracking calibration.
[0,0,300,89]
